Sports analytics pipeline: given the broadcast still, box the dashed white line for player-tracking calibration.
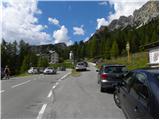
[55,82,59,86]
[37,104,47,119]
[0,90,5,93]
[37,71,71,119]
[52,85,56,89]
[11,80,31,88]
[47,90,52,98]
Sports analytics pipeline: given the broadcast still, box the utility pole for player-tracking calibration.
[126,42,131,64]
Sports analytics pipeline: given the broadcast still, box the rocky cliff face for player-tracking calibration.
[108,1,159,31]
[133,1,159,26]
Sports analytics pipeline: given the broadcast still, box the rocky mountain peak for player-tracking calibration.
[108,1,159,31]
[133,1,159,26]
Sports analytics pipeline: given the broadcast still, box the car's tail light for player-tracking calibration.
[101,73,108,79]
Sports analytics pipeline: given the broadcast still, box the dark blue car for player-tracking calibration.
[114,68,159,119]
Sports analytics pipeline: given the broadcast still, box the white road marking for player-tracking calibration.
[52,85,56,89]
[37,103,47,119]
[55,82,59,86]
[38,71,72,119]
[34,78,36,80]
[47,90,52,98]
[0,90,5,93]
[11,80,31,88]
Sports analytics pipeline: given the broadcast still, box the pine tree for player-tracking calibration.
[111,40,119,58]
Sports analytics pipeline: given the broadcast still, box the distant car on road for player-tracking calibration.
[43,67,56,74]
[28,67,38,74]
[83,61,88,67]
[114,68,159,119]
[97,64,128,92]
[75,62,87,71]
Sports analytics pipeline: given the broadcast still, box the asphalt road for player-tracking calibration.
[42,63,125,119]
[1,70,71,119]
[1,63,125,119]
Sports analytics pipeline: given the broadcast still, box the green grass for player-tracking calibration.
[97,52,148,70]
[71,69,81,77]
[16,72,32,77]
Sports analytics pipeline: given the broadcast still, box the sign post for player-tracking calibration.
[126,42,131,63]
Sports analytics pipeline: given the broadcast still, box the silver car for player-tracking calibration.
[43,67,56,74]
[75,62,87,71]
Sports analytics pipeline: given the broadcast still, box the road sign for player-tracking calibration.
[126,42,130,51]
[126,42,130,63]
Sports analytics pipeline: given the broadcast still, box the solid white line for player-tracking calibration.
[11,80,31,88]
[47,90,52,98]
[37,104,47,119]
[0,90,5,93]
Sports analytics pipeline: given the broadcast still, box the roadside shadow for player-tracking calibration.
[102,88,115,94]
[77,69,91,72]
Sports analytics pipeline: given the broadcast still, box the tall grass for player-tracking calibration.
[98,52,148,70]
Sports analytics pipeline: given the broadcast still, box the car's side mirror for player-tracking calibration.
[96,70,99,72]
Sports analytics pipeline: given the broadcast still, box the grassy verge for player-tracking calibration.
[16,72,32,77]
[96,52,148,70]
[49,60,74,69]
[71,69,81,77]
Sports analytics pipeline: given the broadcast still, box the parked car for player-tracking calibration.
[97,64,128,92]
[113,68,159,119]
[28,67,38,74]
[43,67,56,74]
[1,68,5,79]
[75,62,87,71]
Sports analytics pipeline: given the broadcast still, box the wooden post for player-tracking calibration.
[126,42,130,64]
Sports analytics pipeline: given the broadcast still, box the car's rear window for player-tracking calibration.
[78,63,84,65]
[105,66,126,73]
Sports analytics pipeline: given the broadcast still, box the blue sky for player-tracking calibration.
[37,1,114,44]
[1,0,148,45]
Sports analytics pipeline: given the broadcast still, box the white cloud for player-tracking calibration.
[53,25,73,46]
[48,17,60,26]
[96,18,108,29]
[83,37,89,42]
[73,25,85,35]
[108,0,149,23]
[1,0,51,45]
[83,33,94,42]
[99,1,108,6]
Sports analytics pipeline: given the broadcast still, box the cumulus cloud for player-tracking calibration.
[107,0,149,23]
[73,25,85,35]
[53,25,73,46]
[99,1,108,6]
[48,17,60,26]
[1,0,51,45]
[96,18,108,29]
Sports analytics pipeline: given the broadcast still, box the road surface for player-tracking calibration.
[1,70,70,119]
[1,63,125,119]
